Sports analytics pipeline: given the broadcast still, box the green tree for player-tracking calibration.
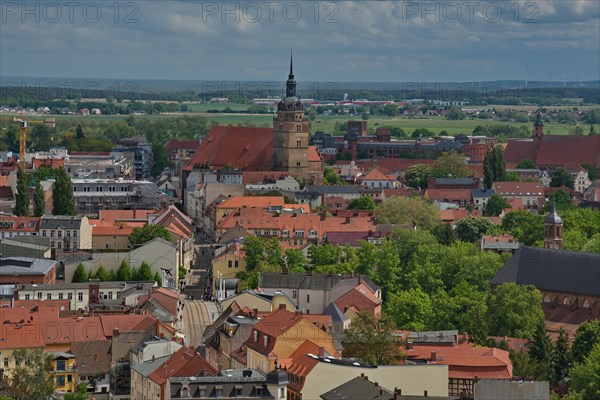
[116,260,131,281]
[65,383,89,400]
[550,167,575,190]
[486,283,544,338]
[484,194,510,217]
[582,233,600,253]
[3,348,55,400]
[528,319,554,380]
[571,320,600,364]
[502,210,544,246]
[446,106,466,120]
[347,196,376,210]
[137,261,153,281]
[430,222,457,245]
[374,196,439,229]
[342,312,403,365]
[284,248,308,272]
[52,167,76,215]
[309,244,342,268]
[483,146,506,189]
[323,166,340,185]
[242,236,265,271]
[582,163,598,180]
[95,266,109,281]
[386,287,433,331]
[432,151,469,178]
[14,167,29,217]
[72,263,87,283]
[403,164,431,189]
[33,181,45,217]
[570,343,600,400]
[553,327,572,385]
[153,271,163,286]
[511,349,543,380]
[75,124,85,139]
[128,224,171,246]
[308,109,317,121]
[516,159,536,169]
[544,189,573,212]
[456,217,495,242]
[589,125,596,135]
[411,128,434,139]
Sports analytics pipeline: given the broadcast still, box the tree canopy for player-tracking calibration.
[128,224,171,246]
[347,196,376,210]
[374,196,439,229]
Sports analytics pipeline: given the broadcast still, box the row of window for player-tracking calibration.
[42,230,78,238]
[24,292,84,301]
[74,186,129,192]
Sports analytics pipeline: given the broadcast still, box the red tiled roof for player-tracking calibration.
[216,196,285,210]
[493,182,543,196]
[334,283,382,314]
[165,140,200,151]
[361,168,395,182]
[503,140,538,164]
[439,209,470,223]
[303,314,332,331]
[98,209,154,222]
[0,216,40,232]
[406,342,512,380]
[0,186,14,199]
[252,308,304,338]
[183,126,273,171]
[425,188,472,202]
[308,146,322,162]
[147,347,217,386]
[536,135,600,167]
[99,314,157,337]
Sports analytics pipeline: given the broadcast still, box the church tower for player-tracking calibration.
[533,111,544,144]
[544,202,563,250]
[272,52,309,180]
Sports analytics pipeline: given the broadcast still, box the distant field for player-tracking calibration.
[184,103,252,112]
[3,112,594,137]
[310,116,580,136]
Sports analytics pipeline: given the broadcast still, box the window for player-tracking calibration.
[4,357,8,367]
[78,293,83,301]
[50,230,55,236]
[296,139,302,147]
[108,292,113,300]
[56,376,65,386]
[47,293,52,300]
[228,260,232,268]
[306,294,310,303]
[234,261,239,268]
[56,360,66,371]
[42,230,46,237]
[57,230,62,238]
[25,294,30,300]
[37,292,42,299]
[67,375,72,382]
[68,293,72,300]
[58,293,63,300]
[296,162,301,167]
[292,290,297,299]
[96,186,103,192]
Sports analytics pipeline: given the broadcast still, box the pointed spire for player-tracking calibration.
[535,110,543,126]
[289,49,293,77]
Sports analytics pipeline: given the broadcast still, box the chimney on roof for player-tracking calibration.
[431,351,437,361]
[282,268,289,274]
[345,216,351,224]
[306,271,312,276]
[320,212,326,221]
[318,346,325,357]
[152,355,155,362]
[360,373,365,379]
[253,308,258,318]
[374,382,379,387]
[278,304,286,310]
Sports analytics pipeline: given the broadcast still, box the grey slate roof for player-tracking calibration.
[491,246,600,296]
[40,215,84,229]
[305,185,361,195]
[436,177,478,186]
[131,355,170,378]
[320,376,393,400]
[259,272,379,293]
[472,188,496,199]
[323,302,349,323]
[168,369,273,399]
[0,257,58,276]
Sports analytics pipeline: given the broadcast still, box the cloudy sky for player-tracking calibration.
[1,0,599,83]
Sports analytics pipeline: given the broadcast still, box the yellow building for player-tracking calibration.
[211,243,246,293]
[50,352,78,393]
[244,306,338,374]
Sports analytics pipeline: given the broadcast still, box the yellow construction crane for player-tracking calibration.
[13,117,56,169]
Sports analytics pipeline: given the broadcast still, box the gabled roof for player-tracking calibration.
[492,181,543,196]
[536,135,600,167]
[320,376,393,400]
[147,347,217,386]
[259,272,378,292]
[425,188,472,202]
[333,283,382,313]
[183,126,273,171]
[308,146,322,162]
[361,168,395,182]
[251,307,304,338]
[323,303,349,323]
[491,245,600,296]
[503,140,538,164]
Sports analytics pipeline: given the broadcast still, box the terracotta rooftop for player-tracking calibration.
[216,196,285,210]
[493,181,544,196]
[308,145,322,162]
[183,126,273,171]
[147,347,217,386]
[425,188,472,202]
[165,140,200,151]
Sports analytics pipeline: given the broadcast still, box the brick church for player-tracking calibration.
[183,54,323,183]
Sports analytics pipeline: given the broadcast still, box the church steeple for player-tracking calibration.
[285,50,297,98]
[544,200,563,250]
[534,110,544,144]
